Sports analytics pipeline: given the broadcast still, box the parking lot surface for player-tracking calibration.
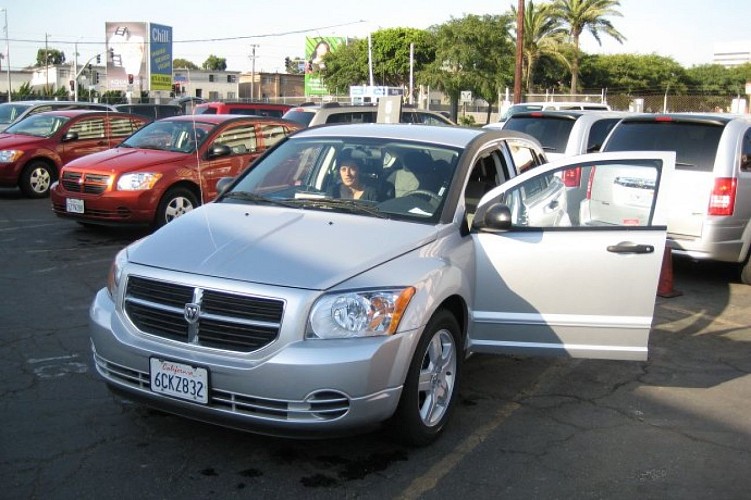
[1,188,750,499]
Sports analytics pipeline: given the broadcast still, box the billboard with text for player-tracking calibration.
[105,22,173,92]
[305,36,346,96]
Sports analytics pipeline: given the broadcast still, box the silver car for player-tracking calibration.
[602,113,751,284]
[91,124,674,445]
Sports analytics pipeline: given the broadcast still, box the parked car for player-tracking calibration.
[602,113,751,284]
[0,110,148,198]
[89,123,674,445]
[498,110,628,160]
[50,115,302,228]
[0,100,118,132]
[193,101,293,118]
[282,102,455,127]
[169,96,207,114]
[485,101,612,129]
[113,103,183,121]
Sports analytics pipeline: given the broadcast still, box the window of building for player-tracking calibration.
[227,75,236,83]
[208,74,215,82]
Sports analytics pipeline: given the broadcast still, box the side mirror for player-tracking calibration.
[215,176,235,196]
[62,131,79,142]
[472,203,512,231]
[208,143,232,158]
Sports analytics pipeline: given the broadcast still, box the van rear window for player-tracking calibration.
[503,116,575,154]
[605,121,724,172]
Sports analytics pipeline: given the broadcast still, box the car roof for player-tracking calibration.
[160,114,301,125]
[290,123,533,148]
[508,110,630,121]
[26,109,142,118]
[617,112,749,125]
[197,101,292,107]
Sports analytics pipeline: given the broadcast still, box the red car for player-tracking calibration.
[50,115,302,228]
[0,110,148,197]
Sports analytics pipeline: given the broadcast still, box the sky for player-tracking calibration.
[2,0,750,74]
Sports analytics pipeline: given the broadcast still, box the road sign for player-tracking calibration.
[460,90,472,103]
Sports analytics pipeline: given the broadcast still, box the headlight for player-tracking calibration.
[106,248,128,300]
[0,150,24,163]
[307,287,415,339]
[117,172,162,191]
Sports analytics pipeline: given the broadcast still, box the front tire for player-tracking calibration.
[19,160,55,198]
[154,187,199,228]
[390,309,462,446]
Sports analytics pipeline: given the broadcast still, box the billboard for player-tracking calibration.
[105,22,173,92]
[304,36,346,96]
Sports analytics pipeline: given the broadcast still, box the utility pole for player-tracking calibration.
[249,44,258,101]
[1,8,10,102]
[45,33,49,91]
[513,0,524,104]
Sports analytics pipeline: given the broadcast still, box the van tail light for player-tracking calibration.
[562,166,582,187]
[708,177,737,216]
[586,167,596,199]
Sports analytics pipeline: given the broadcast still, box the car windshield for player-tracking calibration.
[4,113,69,137]
[121,120,214,152]
[0,103,32,125]
[221,136,462,223]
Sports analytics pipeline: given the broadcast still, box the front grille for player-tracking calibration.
[94,352,350,422]
[124,275,284,353]
[61,171,110,194]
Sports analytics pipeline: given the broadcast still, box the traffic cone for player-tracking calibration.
[657,246,682,298]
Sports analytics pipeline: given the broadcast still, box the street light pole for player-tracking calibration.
[249,44,258,101]
[1,8,10,102]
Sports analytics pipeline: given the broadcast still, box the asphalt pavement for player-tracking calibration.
[1,188,749,499]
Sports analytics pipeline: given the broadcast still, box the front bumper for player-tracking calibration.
[90,288,412,437]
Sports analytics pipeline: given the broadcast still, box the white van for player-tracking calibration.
[485,101,612,129]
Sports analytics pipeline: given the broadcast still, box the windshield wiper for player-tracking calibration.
[288,197,390,218]
[222,191,299,208]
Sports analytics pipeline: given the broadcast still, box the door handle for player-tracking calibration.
[607,242,655,254]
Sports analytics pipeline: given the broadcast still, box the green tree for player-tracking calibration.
[552,0,625,94]
[202,55,227,71]
[35,48,66,66]
[580,53,686,95]
[173,58,199,70]
[512,0,571,93]
[422,14,515,122]
[322,28,436,97]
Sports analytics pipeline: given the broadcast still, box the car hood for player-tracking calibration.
[127,202,437,290]
[65,147,189,170]
[0,133,47,148]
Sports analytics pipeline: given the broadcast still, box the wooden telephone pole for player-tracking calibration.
[513,0,525,104]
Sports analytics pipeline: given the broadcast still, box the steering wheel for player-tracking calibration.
[404,189,442,203]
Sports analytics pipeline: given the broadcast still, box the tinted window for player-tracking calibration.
[281,110,315,126]
[326,112,376,124]
[504,116,575,154]
[741,129,751,172]
[586,119,620,153]
[605,121,724,172]
[110,117,145,138]
[214,123,257,153]
[260,124,288,148]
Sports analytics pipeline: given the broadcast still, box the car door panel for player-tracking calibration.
[469,151,675,361]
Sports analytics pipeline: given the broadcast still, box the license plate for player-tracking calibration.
[66,198,84,214]
[150,358,209,404]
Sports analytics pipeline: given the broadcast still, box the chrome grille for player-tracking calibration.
[61,171,110,194]
[124,275,283,352]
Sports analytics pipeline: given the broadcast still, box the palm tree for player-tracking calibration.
[512,1,571,93]
[552,0,625,94]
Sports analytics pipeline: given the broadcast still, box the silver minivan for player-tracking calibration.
[90,124,674,445]
[602,113,751,284]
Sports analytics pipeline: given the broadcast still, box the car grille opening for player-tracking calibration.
[124,275,284,353]
[61,171,110,194]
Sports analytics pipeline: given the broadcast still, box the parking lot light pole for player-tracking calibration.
[1,8,10,102]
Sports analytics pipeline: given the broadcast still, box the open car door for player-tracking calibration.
[469,151,675,361]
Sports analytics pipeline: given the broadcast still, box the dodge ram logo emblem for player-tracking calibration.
[184,303,200,324]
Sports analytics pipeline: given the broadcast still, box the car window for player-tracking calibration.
[504,116,575,154]
[213,123,258,154]
[259,124,289,149]
[326,111,376,124]
[586,119,620,153]
[109,116,145,138]
[28,105,55,116]
[69,117,106,140]
[506,138,544,173]
[281,110,315,126]
[499,160,661,229]
[605,121,723,172]
[742,129,751,173]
